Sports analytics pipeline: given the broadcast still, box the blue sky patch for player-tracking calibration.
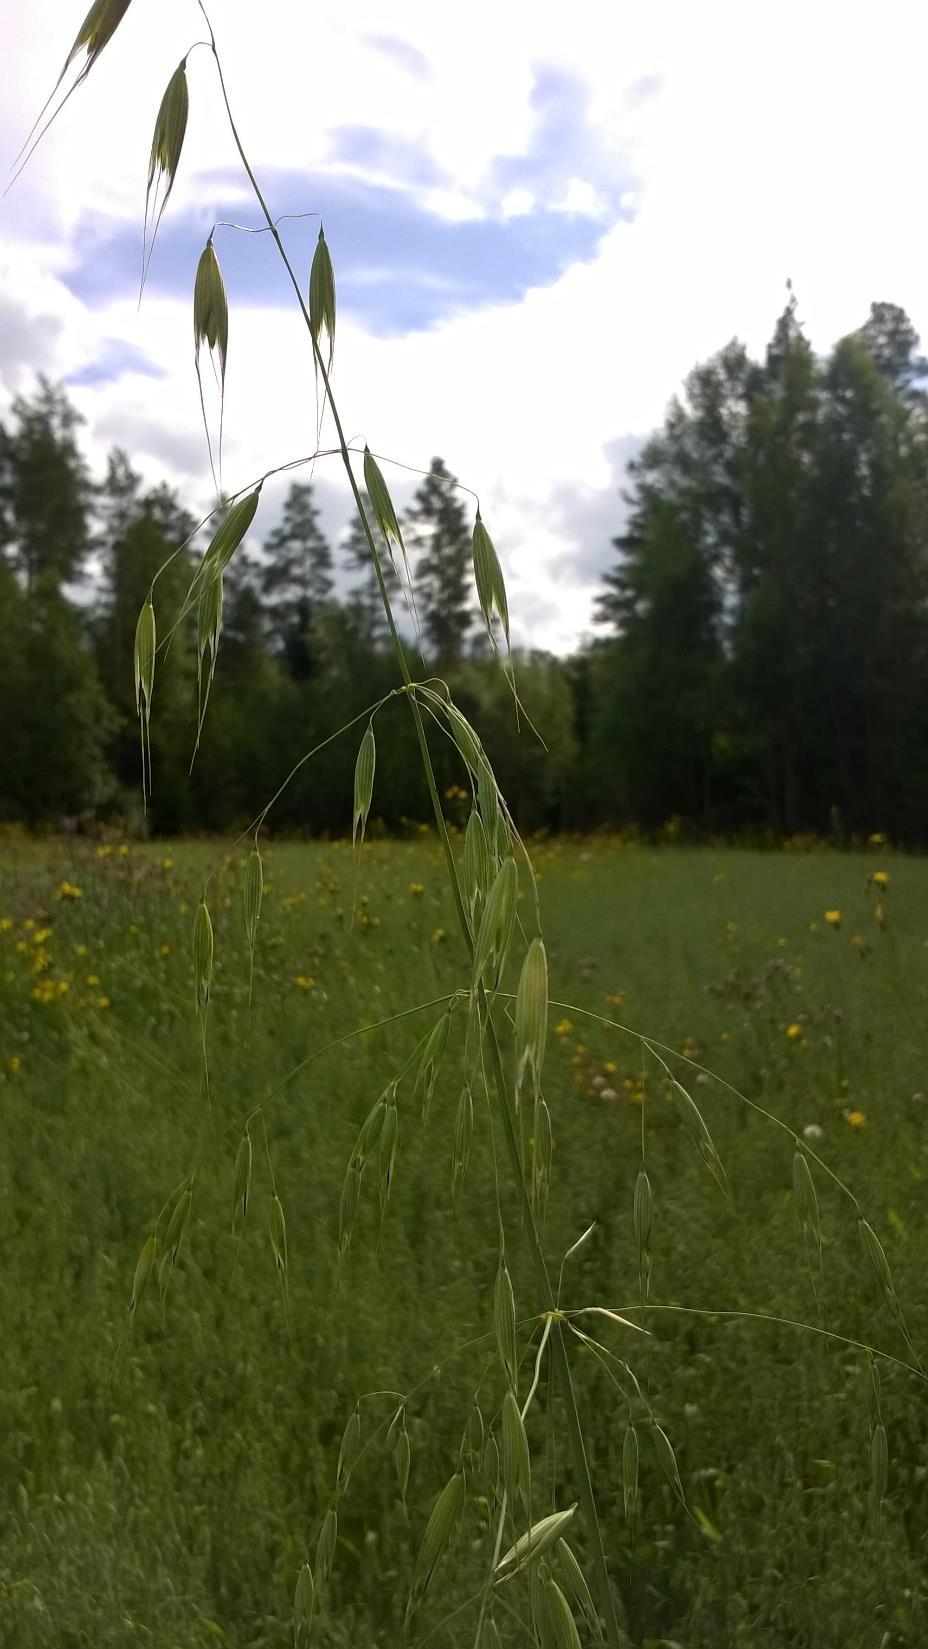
[62,66,636,335]
[65,339,165,388]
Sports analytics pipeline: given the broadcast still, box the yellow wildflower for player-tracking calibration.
[868,833,887,848]
[293,975,316,990]
[96,844,112,858]
[86,974,100,987]
[162,858,174,872]
[8,1056,21,1073]
[118,844,129,857]
[786,1023,802,1040]
[74,943,87,957]
[159,944,171,956]
[33,928,52,945]
[872,870,889,889]
[55,881,82,900]
[97,996,110,1009]
[0,918,12,932]
[847,1110,867,1129]
[431,928,446,943]
[605,992,625,1007]
[408,882,424,897]
[554,1018,573,1037]
[824,910,842,929]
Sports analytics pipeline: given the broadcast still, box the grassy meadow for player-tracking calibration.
[1,832,927,1648]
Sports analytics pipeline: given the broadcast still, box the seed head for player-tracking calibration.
[634,1169,653,1299]
[379,1089,398,1218]
[495,1505,578,1578]
[652,1420,686,1507]
[293,1561,315,1646]
[472,512,510,649]
[555,1541,598,1637]
[269,1193,288,1275]
[394,1413,411,1506]
[63,0,133,86]
[309,225,336,374]
[194,239,228,383]
[515,937,548,1105]
[622,1424,639,1520]
[353,1095,387,1163]
[338,1161,363,1256]
[493,1257,518,1388]
[336,1405,361,1498]
[201,489,261,582]
[412,1470,465,1594]
[162,1185,192,1267]
[415,1011,451,1119]
[232,1132,253,1232]
[144,59,189,276]
[473,857,518,989]
[463,809,492,917]
[133,597,156,722]
[130,1233,157,1314]
[243,849,263,950]
[867,1357,882,1436]
[452,1083,474,1199]
[870,1421,888,1516]
[542,1576,582,1649]
[315,1507,337,1585]
[501,1389,531,1508]
[192,899,214,1016]
[353,722,376,849]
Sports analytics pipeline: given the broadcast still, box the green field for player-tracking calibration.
[1,835,926,1648]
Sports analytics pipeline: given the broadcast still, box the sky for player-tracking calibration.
[2,0,927,652]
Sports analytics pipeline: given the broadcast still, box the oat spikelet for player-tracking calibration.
[352,722,376,851]
[194,238,230,490]
[407,1471,465,1620]
[495,1506,577,1578]
[362,446,417,618]
[243,849,263,1019]
[633,1168,653,1303]
[473,856,518,991]
[293,1561,315,1646]
[309,225,336,376]
[493,1256,518,1388]
[336,1406,361,1498]
[515,937,547,1108]
[622,1424,639,1521]
[10,1,135,191]
[133,596,156,809]
[501,1389,531,1509]
[542,1576,583,1649]
[142,58,189,290]
[315,1507,337,1586]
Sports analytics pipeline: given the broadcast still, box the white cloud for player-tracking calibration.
[2,0,928,650]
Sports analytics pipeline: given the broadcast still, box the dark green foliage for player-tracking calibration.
[594,296,928,840]
[4,309,928,845]
[405,457,476,667]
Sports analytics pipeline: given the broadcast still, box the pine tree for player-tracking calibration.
[0,378,91,592]
[341,493,398,645]
[260,482,334,679]
[405,457,475,667]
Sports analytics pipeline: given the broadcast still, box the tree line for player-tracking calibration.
[2,297,926,843]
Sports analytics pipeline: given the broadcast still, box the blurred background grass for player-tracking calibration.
[1,835,925,1647]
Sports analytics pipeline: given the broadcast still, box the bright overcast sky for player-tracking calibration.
[2,0,927,651]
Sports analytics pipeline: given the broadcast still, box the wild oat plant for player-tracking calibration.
[15,5,926,1646]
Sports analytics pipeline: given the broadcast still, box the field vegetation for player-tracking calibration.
[2,833,925,1647]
